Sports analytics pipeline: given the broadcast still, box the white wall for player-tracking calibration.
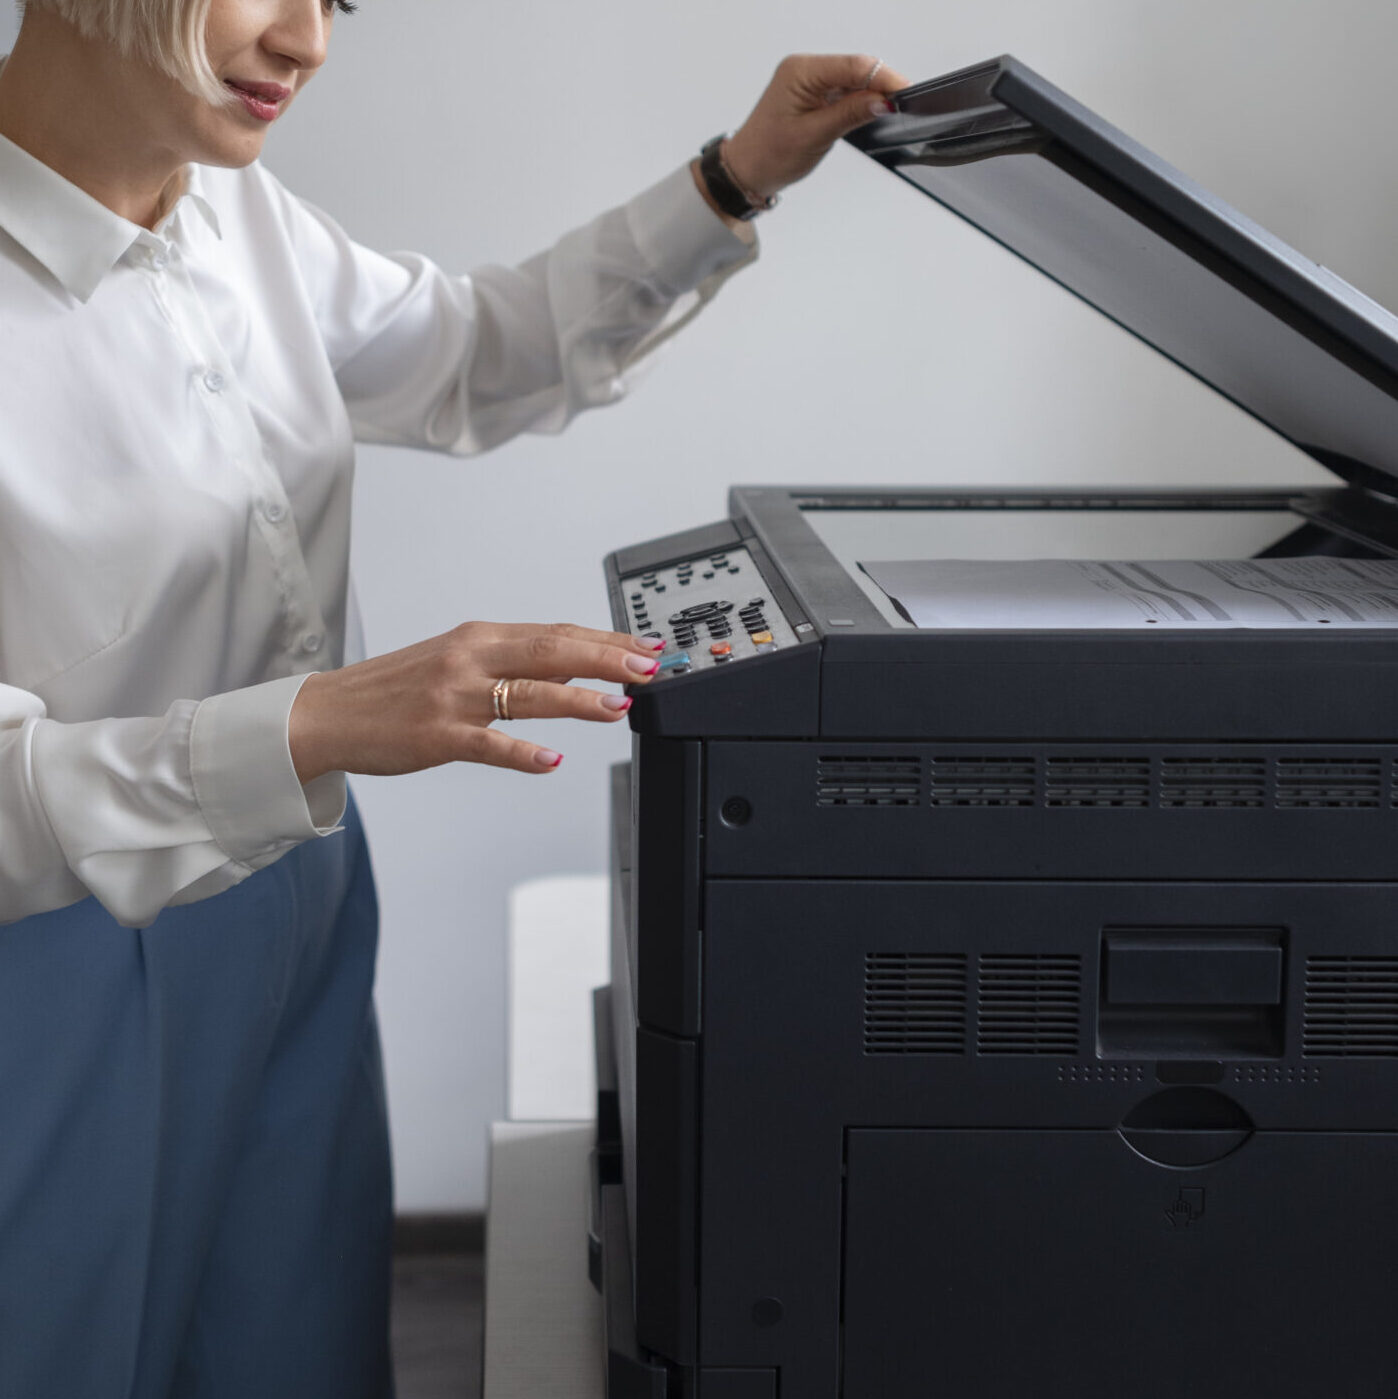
[7,0,1398,1209]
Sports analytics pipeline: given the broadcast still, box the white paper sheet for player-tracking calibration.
[860,557,1398,629]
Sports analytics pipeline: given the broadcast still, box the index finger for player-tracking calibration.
[801,53,913,100]
[492,627,663,686]
[509,620,664,656]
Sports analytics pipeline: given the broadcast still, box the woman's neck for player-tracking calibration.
[0,10,188,229]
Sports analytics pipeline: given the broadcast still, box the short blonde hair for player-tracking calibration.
[23,0,228,105]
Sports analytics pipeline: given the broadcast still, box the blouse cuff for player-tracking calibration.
[625,163,758,297]
[190,673,346,866]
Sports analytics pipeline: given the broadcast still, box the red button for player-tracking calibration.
[710,642,732,656]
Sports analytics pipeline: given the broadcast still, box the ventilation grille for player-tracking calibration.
[1303,956,1398,1057]
[1161,757,1267,809]
[930,757,1035,807]
[976,954,1082,1056]
[817,757,921,807]
[1278,759,1382,809]
[1046,757,1150,808]
[818,753,1396,812]
[863,953,967,1054]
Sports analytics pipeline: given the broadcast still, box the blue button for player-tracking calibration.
[658,651,691,671]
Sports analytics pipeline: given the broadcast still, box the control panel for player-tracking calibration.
[620,544,800,678]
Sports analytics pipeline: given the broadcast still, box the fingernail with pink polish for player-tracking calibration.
[602,695,634,713]
[626,655,661,675]
[870,98,894,116]
[537,749,564,769]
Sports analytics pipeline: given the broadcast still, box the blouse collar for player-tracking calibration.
[0,129,221,304]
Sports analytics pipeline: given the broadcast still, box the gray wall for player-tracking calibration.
[7,0,1398,1208]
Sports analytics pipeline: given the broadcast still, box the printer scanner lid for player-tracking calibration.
[846,56,1398,496]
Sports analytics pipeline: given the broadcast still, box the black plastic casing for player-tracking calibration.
[594,482,1398,1399]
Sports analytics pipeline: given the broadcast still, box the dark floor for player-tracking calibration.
[392,1254,484,1399]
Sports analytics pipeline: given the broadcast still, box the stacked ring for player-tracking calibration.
[491,679,513,722]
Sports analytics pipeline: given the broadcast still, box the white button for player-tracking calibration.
[300,632,323,654]
[261,499,287,523]
[202,369,225,394]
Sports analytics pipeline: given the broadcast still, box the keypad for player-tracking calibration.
[619,547,796,677]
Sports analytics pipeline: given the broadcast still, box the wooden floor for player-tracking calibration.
[392,1254,484,1399]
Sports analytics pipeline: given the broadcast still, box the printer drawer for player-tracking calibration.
[843,1126,1398,1399]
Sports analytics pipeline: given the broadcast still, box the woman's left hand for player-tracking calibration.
[722,53,911,203]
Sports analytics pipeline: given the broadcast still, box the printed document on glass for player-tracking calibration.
[860,558,1398,629]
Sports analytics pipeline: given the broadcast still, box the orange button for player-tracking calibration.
[751,631,773,645]
[710,642,732,656]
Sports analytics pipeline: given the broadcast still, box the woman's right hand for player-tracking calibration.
[288,621,664,783]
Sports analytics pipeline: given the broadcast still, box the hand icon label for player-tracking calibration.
[1165,1187,1206,1228]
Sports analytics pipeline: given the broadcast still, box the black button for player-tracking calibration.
[655,585,666,592]
[748,597,765,607]
[679,578,691,586]
[728,567,740,574]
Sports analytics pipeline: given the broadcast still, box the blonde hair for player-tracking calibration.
[22,0,229,104]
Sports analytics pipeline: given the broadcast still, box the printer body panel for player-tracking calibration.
[689,877,1398,1392]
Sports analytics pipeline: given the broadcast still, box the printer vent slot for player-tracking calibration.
[863,953,968,1054]
[1276,758,1383,808]
[976,954,1082,1056]
[1045,757,1149,808]
[1160,757,1267,808]
[817,757,922,807]
[930,757,1035,807]
[1303,956,1398,1057]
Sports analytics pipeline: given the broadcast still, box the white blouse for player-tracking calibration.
[0,132,754,927]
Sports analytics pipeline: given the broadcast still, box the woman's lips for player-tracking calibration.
[226,80,291,123]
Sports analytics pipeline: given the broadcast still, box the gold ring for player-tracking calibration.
[491,679,513,722]
[861,58,884,90]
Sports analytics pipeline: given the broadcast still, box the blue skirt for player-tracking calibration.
[0,794,393,1399]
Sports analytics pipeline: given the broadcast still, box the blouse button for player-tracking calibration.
[202,369,226,394]
[300,632,324,654]
[261,498,287,523]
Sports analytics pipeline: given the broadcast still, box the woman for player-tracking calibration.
[0,2,906,1395]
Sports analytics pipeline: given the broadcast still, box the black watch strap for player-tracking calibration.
[699,135,777,222]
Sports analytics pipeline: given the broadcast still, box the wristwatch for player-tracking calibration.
[699,134,779,221]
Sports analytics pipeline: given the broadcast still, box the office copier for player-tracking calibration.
[590,56,1398,1399]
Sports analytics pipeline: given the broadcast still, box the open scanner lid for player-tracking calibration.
[846,56,1398,496]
